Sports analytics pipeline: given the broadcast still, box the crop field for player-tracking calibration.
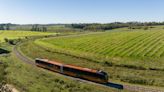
[34,27,164,70]
[0,31,54,42]
[36,30,164,58]
[20,39,164,88]
[18,27,164,88]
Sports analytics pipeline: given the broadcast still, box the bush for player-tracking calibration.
[4,38,22,45]
[4,38,9,43]
[143,26,148,30]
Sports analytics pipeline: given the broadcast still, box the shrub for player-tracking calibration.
[4,38,9,43]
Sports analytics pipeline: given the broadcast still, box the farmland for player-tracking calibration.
[0,31,54,42]
[0,53,122,92]
[19,27,164,89]
[35,27,164,70]
[36,27,164,59]
[0,30,127,92]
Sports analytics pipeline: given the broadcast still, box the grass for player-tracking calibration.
[19,41,164,88]
[0,53,125,92]
[0,63,5,82]
[0,41,127,92]
[0,30,54,42]
[36,27,164,58]
[17,26,164,87]
[34,27,164,70]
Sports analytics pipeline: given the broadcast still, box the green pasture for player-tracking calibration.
[36,29,164,58]
[0,31,54,42]
[34,27,164,70]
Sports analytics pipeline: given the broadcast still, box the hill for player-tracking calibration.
[35,26,164,70]
[19,26,164,88]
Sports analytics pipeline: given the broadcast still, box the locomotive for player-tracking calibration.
[35,58,109,84]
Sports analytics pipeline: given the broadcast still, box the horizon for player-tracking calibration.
[1,21,164,25]
[0,0,164,24]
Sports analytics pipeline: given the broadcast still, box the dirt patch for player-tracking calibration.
[0,83,19,92]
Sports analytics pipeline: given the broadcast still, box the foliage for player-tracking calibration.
[70,22,164,31]
[31,25,47,32]
[2,22,164,32]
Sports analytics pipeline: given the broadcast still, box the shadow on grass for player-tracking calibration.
[105,82,123,89]
[0,48,10,54]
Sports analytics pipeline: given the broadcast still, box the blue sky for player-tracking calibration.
[0,0,163,24]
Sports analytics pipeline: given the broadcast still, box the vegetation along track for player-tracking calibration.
[13,34,164,92]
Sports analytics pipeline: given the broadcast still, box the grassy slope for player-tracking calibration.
[20,41,164,88]
[0,52,124,92]
[37,27,164,58]
[17,26,164,87]
[0,31,54,42]
[0,41,126,91]
[34,27,164,70]
[0,63,5,82]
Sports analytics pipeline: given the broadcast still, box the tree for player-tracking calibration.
[42,27,47,32]
[0,25,4,30]
[6,24,10,30]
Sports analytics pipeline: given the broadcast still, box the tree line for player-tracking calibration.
[31,25,47,32]
[70,22,164,31]
[1,22,164,31]
[0,24,10,30]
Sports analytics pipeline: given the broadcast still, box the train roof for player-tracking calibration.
[36,58,102,74]
[64,64,98,73]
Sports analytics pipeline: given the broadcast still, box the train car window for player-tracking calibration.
[48,63,53,67]
[54,65,60,69]
[85,71,105,79]
[63,67,83,74]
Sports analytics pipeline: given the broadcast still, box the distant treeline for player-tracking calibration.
[31,25,47,32]
[0,22,164,32]
[0,23,11,30]
[69,22,164,31]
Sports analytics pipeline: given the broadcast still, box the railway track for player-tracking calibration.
[13,39,164,92]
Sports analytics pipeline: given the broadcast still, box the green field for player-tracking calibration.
[36,29,164,58]
[0,31,128,92]
[0,31,54,42]
[0,45,125,92]
[35,27,164,70]
[18,27,164,88]
[2,26,163,91]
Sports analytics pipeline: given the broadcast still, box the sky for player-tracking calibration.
[0,0,164,24]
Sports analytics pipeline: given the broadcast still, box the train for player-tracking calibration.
[35,58,109,84]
